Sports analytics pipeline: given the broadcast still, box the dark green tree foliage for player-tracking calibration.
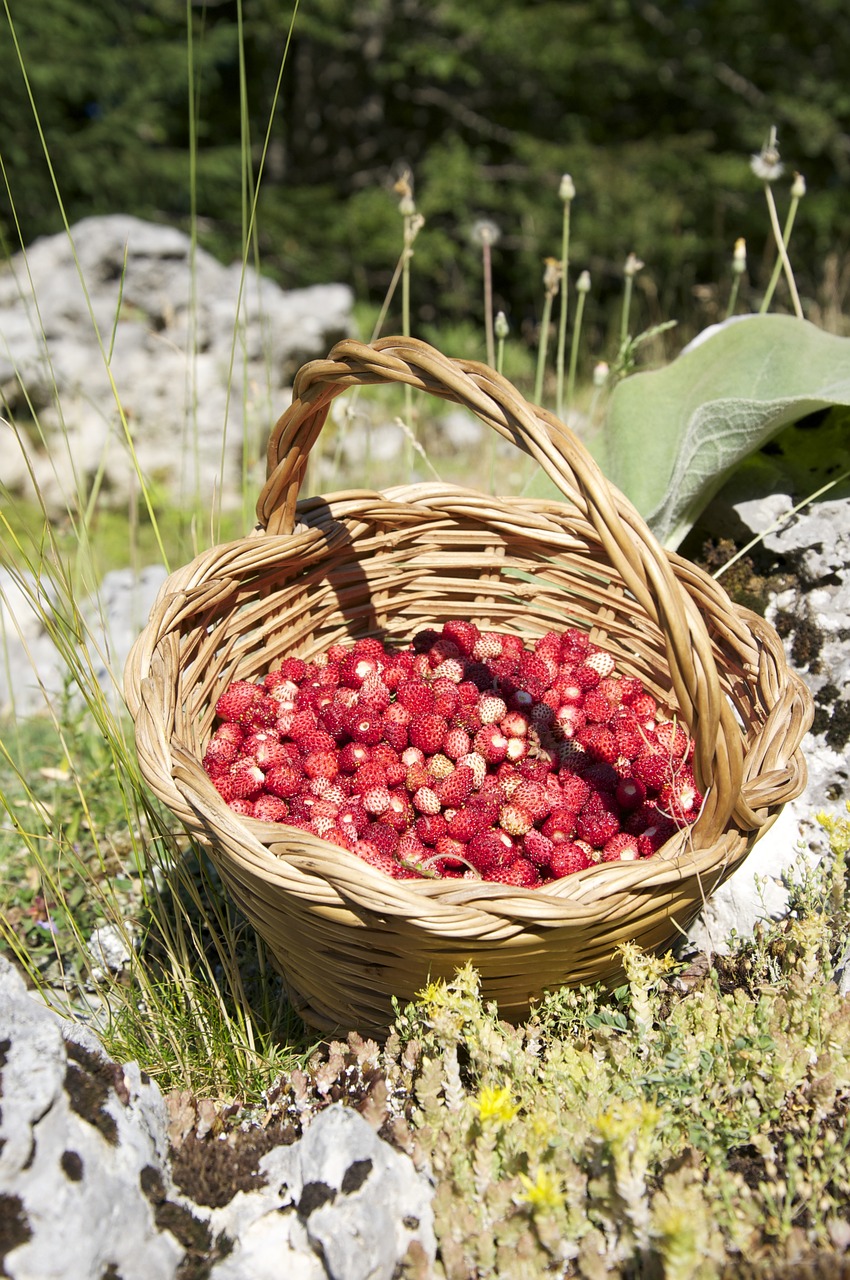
[2,0,849,347]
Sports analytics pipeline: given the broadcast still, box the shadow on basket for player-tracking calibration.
[124,336,813,1036]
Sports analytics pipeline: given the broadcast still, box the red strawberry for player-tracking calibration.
[227,798,256,817]
[412,786,442,815]
[441,620,480,655]
[436,764,475,808]
[385,789,414,832]
[575,794,621,847]
[583,690,613,724]
[577,725,618,763]
[339,652,382,689]
[409,712,449,754]
[457,751,488,789]
[554,704,586,739]
[339,799,369,837]
[616,777,647,811]
[303,750,339,780]
[655,720,692,760]
[414,812,448,845]
[352,840,399,877]
[498,802,533,836]
[397,680,436,715]
[523,829,555,868]
[202,736,241,776]
[602,833,640,862]
[433,835,469,869]
[443,727,472,760]
[265,763,305,799]
[214,680,265,724]
[659,767,702,823]
[214,760,265,801]
[338,742,371,773]
[572,664,601,691]
[467,830,516,875]
[489,858,541,888]
[511,781,551,822]
[559,628,590,661]
[473,725,509,764]
[347,712,384,746]
[541,807,578,844]
[550,842,592,877]
[363,821,399,855]
[631,748,669,791]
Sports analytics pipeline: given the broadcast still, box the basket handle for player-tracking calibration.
[257,336,744,829]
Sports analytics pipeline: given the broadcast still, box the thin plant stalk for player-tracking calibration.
[555,175,575,419]
[761,182,803,319]
[482,234,495,368]
[725,238,747,319]
[567,270,590,409]
[620,253,643,348]
[760,175,805,316]
[534,258,561,406]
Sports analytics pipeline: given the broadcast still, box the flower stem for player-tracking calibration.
[555,195,572,418]
[760,183,803,316]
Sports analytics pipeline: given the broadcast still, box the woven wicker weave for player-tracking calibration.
[124,336,813,1034]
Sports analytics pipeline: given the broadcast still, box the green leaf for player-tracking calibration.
[534,316,850,548]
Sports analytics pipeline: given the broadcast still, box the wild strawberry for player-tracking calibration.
[441,620,480,655]
[414,812,448,845]
[436,764,475,808]
[511,781,551,822]
[553,670,586,705]
[583,690,613,723]
[406,712,447,755]
[381,720,409,752]
[227,798,256,817]
[472,631,504,660]
[615,777,647,811]
[558,774,592,812]
[303,749,339,780]
[397,831,427,863]
[202,736,241,776]
[442,726,472,760]
[572,663,601,691]
[358,677,392,715]
[612,719,645,761]
[602,833,640,862]
[549,842,592,877]
[433,835,468,868]
[478,694,508,725]
[576,725,617,764]
[355,761,388,790]
[397,679,436,715]
[559,628,590,661]
[385,789,414,832]
[581,761,620,794]
[427,753,455,780]
[432,657,465,685]
[635,810,678,855]
[489,858,541,888]
[659,767,702,823]
[654,720,691,760]
[338,799,369,837]
[214,760,265,802]
[631,748,669,791]
[214,680,265,724]
[412,786,442,815]
[473,724,508,764]
[467,830,515,875]
[541,808,578,844]
[447,799,495,842]
[499,803,533,836]
[313,781,348,806]
[523,829,555,868]
[630,693,658,726]
[264,763,304,798]
[338,741,371,773]
[316,702,349,742]
[337,652,375,689]
[457,751,487,789]
[347,712,384,746]
[554,704,586,739]
[575,794,621,847]
[362,821,399,856]
[352,840,399,877]
[405,762,431,792]
[501,710,529,738]
[278,656,310,684]
[584,649,616,678]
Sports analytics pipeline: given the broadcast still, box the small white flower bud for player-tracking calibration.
[543,257,561,295]
[750,127,783,182]
[791,171,807,199]
[732,237,747,275]
[559,173,576,203]
[495,311,509,340]
[577,269,591,293]
[593,361,609,387]
[624,253,644,278]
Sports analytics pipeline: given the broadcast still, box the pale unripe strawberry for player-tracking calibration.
[412,786,442,815]
[499,803,533,836]
[478,694,508,725]
[584,649,616,678]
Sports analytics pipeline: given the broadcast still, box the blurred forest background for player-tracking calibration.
[2,0,849,356]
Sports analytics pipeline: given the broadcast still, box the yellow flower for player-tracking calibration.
[471,1084,520,1126]
[518,1168,562,1212]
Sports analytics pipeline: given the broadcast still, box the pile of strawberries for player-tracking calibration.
[201,622,702,888]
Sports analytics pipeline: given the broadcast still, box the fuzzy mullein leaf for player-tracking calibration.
[525,315,850,548]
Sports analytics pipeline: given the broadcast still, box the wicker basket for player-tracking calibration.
[124,336,813,1034]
